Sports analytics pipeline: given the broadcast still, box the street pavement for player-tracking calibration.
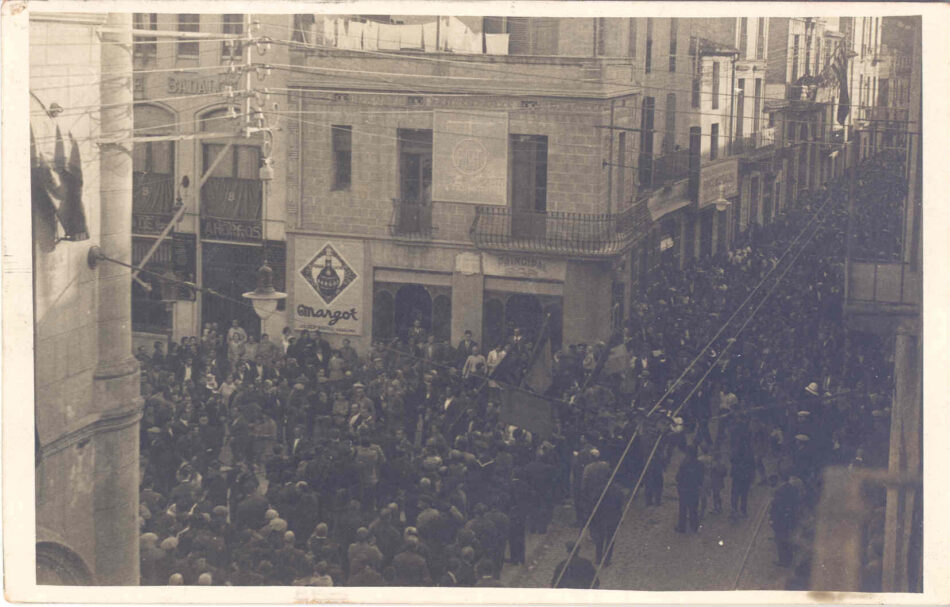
[499,448,794,590]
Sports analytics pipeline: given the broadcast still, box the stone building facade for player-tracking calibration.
[31,12,140,585]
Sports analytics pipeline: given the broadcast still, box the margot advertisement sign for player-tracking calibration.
[294,238,363,335]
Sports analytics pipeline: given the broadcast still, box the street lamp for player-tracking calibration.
[242,131,285,320]
[713,182,732,212]
[243,263,286,320]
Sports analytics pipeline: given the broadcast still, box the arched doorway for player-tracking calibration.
[394,284,432,339]
[36,541,94,585]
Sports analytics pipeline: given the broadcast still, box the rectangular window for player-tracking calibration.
[663,93,676,153]
[753,78,762,133]
[669,19,677,72]
[133,13,157,60]
[710,123,719,160]
[645,18,653,74]
[617,132,626,206]
[791,35,800,81]
[510,135,548,238]
[692,57,701,108]
[638,97,655,187]
[711,61,720,109]
[398,129,433,203]
[628,18,637,57]
[133,141,174,175]
[756,17,766,60]
[596,18,606,56]
[177,14,200,58]
[739,18,748,57]
[331,125,352,190]
[735,79,745,139]
[202,144,259,179]
[222,14,244,60]
[805,32,812,76]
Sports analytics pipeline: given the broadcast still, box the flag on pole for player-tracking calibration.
[522,317,553,395]
[827,40,851,125]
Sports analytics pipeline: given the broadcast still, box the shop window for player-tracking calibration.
[177,14,200,58]
[331,125,352,190]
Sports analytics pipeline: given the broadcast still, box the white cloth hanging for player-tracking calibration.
[399,23,423,49]
[378,23,401,50]
[485,33,509,55]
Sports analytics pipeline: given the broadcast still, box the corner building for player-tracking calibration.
[285,16,661,351]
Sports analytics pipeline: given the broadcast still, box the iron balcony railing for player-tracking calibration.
[470,203,647,257]
[389,198,435,240]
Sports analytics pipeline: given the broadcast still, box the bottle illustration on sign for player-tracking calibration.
[316,257,341,300]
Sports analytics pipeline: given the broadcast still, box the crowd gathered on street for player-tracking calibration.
[134,151,904,589]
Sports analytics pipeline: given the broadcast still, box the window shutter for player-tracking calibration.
[507,17,530,55]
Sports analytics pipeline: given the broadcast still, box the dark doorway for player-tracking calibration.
[202,243,263,339]
[394,284,432,339]
[432,294,452,343]
[483,298,505,350]
[372,289,395,342]
[505,294,543,342]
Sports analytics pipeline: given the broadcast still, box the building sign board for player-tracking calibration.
[433,111,508,205]
[201,217,262,242]
[166,72,241,96]
[132,213,174,235]
[482,253,566,282]
[294,238,364,335]
[699,157,739,208]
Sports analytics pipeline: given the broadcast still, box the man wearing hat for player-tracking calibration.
[770,475,802,567]
[550,542,599,589]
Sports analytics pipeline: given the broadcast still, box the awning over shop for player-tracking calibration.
[648,197,691,222]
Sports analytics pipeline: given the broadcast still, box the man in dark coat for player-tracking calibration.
[550,542,599,589]
[590,483,624,566]
[675,445,705,533]
[391,538,432,586]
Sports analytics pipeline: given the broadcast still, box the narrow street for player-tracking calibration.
[500,447,791,590]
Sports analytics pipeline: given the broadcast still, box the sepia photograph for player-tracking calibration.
[3,1,947,603]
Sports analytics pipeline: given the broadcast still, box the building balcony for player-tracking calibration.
[470,204,645,257]
[638,149,691,190]
[730,129,776,155]
[389,198,434,240]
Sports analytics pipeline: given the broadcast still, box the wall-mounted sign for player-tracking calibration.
[201,217,262,242]
[133,213,174,235]
[294,238,364,335]
[699,157,739,208]
[166,72,241,96]
[433,111,508,205]
[482,253,566,282]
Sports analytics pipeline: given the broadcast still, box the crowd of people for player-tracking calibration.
[848,150,910,261]
[134,151,903,589]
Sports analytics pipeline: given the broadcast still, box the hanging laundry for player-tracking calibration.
[444,16,468,53]
[378,23,401,50]
[399,23,423,50]
[485,33,509,56]
[422,21,439,51]
[363,20,379,51]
